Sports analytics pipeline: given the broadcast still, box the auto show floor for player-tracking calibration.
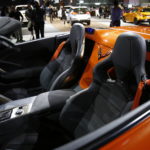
[21,17,136,42]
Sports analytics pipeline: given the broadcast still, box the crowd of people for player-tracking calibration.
[0,1,46,41]
[0,1,67,41]
[0,1,125,42]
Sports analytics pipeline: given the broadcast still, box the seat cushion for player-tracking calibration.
[60,81,133,138]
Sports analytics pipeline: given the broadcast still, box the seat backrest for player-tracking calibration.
[111,31,146,83]
[59,32,147,138]
[40,23,85,90]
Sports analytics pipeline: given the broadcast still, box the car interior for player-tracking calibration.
[0,27,150,150]
[0,23,94,102]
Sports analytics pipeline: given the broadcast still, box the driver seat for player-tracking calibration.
[1,23,85,101]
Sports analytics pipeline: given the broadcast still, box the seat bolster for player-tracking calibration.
[93,56,113,84]
[31,89,76,113]
[50,57,84,91]
[69,23,85,54]
[59,84,99,135]
[50,68,71,91]
[40,60,60,90]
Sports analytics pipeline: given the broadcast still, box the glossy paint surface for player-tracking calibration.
[99,117,150,150]
[79,26,150,88]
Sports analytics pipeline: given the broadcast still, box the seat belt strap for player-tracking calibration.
[107,67,115,79]
[51,41,66,61]
[131,79,150,110]
[146,51,150,61]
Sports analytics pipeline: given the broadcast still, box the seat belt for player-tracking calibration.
[131,79,150,110]
[50,41,66,61]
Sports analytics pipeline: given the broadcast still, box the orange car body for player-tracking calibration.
[79,26,150,88]
[100,117,150,150]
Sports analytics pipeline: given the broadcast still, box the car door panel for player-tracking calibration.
[0,34,69,72]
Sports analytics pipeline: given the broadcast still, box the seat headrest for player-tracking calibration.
[69,23,85,57]
[112,32,147,83]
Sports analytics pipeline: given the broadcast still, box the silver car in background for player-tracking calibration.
[67,6,91,25]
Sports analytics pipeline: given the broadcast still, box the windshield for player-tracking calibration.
[141,8,150,12]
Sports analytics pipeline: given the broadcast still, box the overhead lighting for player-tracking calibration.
[80,0,84,4]
[128,4,133,8]
[95,3,100,5]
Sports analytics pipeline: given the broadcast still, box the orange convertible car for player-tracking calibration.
[0,19,150,150]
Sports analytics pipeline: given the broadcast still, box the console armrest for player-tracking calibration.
[0,89,75,147]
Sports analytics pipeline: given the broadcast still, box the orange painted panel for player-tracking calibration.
[146,52,150,61]
[99,117,150,150]
[111,26,150,39]
[79,42,112,88]
[50,41,66,61]
[79,27,150,89]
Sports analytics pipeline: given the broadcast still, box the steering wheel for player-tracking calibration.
[0,35,20,52]
[0,36,22,72]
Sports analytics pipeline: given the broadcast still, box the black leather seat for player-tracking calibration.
[59,32,147,138]
[1,23,85,101]
[40,23,85,91]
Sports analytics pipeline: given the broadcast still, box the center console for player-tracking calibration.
[0,89,75,146]
[0,103,33,122]
[0,95,36,146]
[0,96,35,122]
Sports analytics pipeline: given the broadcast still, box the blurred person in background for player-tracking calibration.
[9,6,24,42]
[1,6,9,16]
[62,7,66,24]
[25,4,35,40]
[53,7,58,18]
[31,1,45,39]
[9,6,24,22]
[49,5,54,23]
[103,6,110,18]
[99,6,102,18]
[110,1,122,27]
